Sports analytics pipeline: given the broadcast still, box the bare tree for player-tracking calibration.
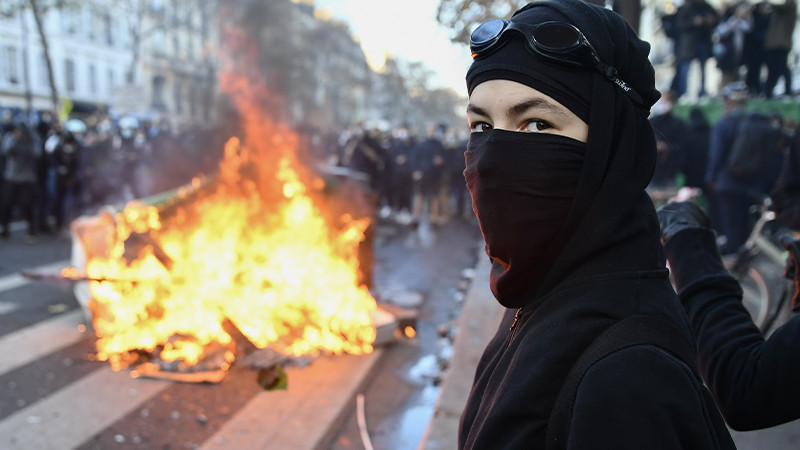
[116,0,154,85]
[435,0,642,44]
[436,0,527,45]
[0,0,78,110]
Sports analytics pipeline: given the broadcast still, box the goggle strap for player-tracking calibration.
[598,64,643,105]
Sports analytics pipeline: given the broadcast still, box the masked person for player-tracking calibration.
[459,1,736,448]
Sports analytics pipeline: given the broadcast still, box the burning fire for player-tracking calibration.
[74,74,377,372]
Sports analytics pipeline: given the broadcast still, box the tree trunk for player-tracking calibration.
[582,0,641,34]
[128,31,141,84]
[28,0,59,111]
[127,0,146,85]
[612,0,641,34]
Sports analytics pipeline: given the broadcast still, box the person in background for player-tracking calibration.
[339,121,389,206]
[770,121,800,229]
[743,0,772,96]
[1,124,40,241]
[53,131,83,231]
[683,107,712,193]
[658,200,800,430]
[675,0,719,99]
[410,123,446,227]
[705,81,753,255]
[387,124,416,224]
[458,0,735,448]
[763,0,797,98]
[447,133,470,221]
[713,1,752,89]
[649,90,688,189]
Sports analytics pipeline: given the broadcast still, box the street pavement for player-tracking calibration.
[4,219,800,449]
[0,217,483,450]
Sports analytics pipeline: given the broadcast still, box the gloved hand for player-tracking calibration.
[656,201,711,245]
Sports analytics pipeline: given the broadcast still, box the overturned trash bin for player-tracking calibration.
[63,129,393,382]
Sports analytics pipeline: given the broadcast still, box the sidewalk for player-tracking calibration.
[419,245,504,449]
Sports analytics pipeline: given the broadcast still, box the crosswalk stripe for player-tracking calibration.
[0,367,171,450]
[200,349,383,449]
[0,260,71,293]
[0,303,18,315]
[8,220,27,233]
[0,273,28,293]
[0,310,86,375]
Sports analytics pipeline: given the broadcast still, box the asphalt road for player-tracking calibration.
[0,215,484,449]
[4,215,800,449]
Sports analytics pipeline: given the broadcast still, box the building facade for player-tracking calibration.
[0,0,219,126]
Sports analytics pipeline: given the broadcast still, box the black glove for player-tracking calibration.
[656,201,711,245]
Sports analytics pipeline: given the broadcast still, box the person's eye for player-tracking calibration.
[522,120,553,133]
[470,122,492,133]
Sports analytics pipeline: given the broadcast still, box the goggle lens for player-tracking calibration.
[531,22,580,50]
[471,19,507,46]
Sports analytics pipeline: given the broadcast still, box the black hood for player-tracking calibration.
[467,0,665,309]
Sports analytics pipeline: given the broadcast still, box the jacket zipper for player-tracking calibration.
[509,307,524,342]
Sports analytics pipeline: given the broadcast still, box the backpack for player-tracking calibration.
[726,113,785,188]
[545,315,700,449]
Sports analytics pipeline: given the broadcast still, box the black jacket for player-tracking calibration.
[665,227,800,430]
[458,255,735,448]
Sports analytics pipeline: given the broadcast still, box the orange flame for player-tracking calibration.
[79,73,377,371]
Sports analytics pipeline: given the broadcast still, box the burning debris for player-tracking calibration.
[41,71,397,383]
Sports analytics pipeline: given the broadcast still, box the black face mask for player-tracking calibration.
[464,130,585,307]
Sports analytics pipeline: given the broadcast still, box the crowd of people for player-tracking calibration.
[0,108,227,242]
[332,120,471,229]
[648,81,798,256]
[1,105,470,243]
[662,0,796,100]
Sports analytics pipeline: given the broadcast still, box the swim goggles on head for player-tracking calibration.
[470,19,643,105]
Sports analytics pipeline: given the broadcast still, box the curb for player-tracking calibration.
[419,244,504,449]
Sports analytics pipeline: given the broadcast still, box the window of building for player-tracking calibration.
[62,10,77,35]
[38,52,49,88]
[65,58,76,93]
[117,17,130,50]
[2,46,19,84]
[174,79,183,113]
[189,84,197,118]
[87,9,96,41]
[89,64,97,94]
[104,14,114,46]
[152,75,166,110]
[154,29,166,55]
[107,68,115,96]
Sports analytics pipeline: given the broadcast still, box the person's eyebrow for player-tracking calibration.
[466,103,488,117]
[467,97,570,119]
[507,97,570,119]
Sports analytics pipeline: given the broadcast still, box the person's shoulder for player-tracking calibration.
[569,345,734,449]
[580,345,699,394]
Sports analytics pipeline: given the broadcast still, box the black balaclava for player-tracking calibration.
[464,0,663,309]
